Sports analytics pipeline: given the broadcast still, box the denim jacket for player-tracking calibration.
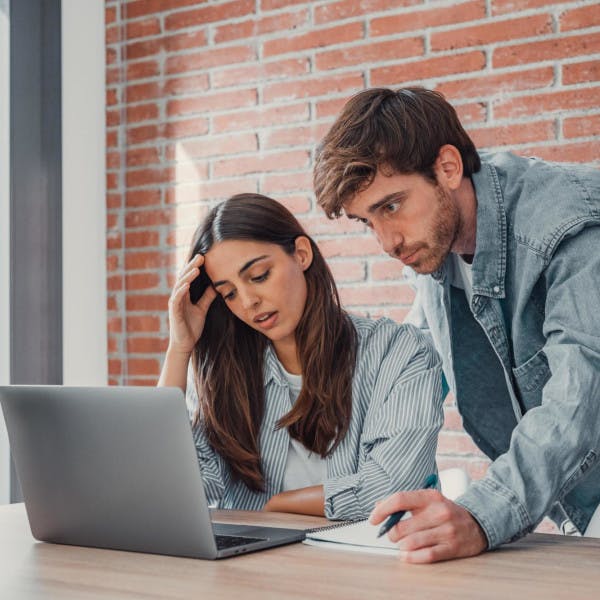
[406,151,600,548]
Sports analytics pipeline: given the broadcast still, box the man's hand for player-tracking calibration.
[369,489,488,563]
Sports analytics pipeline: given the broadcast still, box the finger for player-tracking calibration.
[402,543,452,564]
[370,489,439,524]
[195,284,217,312]
[179,254,203,280]
[395,526,440,552]
[169,282,192,312]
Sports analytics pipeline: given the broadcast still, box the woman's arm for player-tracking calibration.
[263,485,325,516]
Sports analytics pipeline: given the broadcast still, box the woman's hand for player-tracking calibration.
[263,486,325,517]
[167,254,217,355]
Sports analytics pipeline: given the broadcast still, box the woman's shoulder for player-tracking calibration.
[348,313,437,362]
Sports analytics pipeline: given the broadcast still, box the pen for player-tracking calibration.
[376,473,438,538]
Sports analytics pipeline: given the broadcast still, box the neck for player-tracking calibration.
[273,338,301,375]
[451,177,477,256]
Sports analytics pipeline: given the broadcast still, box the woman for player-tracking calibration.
[158,193,443,521]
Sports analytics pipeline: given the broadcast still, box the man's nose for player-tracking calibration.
[373,223,403,257]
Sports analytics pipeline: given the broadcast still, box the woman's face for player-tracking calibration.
[203,237,312,354]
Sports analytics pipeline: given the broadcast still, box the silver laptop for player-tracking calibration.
[0,385,305,559]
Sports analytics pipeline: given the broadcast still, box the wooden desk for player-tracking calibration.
[1,503,598,600]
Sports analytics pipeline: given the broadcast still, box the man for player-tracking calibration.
[313,87,600,563]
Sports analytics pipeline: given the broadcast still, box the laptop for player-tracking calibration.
[0,385,306,559]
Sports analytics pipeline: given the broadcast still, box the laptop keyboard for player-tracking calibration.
[215,534,266,550]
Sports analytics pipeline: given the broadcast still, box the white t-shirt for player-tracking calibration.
[449,253,474,304]
[279,365,327,492]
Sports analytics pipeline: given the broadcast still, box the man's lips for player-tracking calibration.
[400,248,420,264]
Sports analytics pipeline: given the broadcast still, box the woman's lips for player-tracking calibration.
[253,311,278,330]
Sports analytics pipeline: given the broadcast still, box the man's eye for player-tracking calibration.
[251,270,270,283]
[353,217,369,225]
[384,202,399,214]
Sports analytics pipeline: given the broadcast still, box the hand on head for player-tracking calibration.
[369,489,488,563]
[167,254,217,355]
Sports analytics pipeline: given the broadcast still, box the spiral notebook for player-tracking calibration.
[303,518,406,556]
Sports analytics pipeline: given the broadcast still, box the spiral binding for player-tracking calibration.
[305,518,367,535]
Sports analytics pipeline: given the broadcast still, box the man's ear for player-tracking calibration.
[435,144,464,191]
[294,236,314,271]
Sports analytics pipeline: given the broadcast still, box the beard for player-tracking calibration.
[407,185,460,274]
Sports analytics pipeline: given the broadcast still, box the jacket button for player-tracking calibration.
[493,285,500,293]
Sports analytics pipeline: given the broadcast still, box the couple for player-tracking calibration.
[160,87,600,563]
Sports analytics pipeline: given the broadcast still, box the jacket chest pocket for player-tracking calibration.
[512,347,552,412]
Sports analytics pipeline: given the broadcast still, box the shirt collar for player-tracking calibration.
[263,343,288,387]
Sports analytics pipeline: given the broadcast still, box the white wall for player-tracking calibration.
[62,0,107,385]
[0,0,11,504]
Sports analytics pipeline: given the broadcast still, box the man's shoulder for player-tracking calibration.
[480,151,600,257]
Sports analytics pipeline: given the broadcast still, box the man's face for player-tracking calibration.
[344,169,460,274]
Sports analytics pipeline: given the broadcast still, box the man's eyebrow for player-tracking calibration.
[212,255,269,288]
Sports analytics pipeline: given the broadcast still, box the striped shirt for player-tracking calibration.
[187,314,444,521]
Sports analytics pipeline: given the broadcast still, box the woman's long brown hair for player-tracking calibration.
[189,194,358,492]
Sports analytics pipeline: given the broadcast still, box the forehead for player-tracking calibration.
[203,239,283,277]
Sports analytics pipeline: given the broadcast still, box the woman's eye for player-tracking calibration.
[223,290,236,301]
[251,270,270,283]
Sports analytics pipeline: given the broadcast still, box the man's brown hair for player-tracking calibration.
[313,87,480,218]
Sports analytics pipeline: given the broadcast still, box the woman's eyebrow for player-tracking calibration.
[212,255,269,288]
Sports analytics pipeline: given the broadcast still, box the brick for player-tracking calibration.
[127,337,169,353]
[106,67,120,85]
[263,23,363,58]
[126,189,162,208]
[370,0,485,36]
[106,46,118,66]
[125,251,176,271]
[126,315,162,333]
[107,295,118,312]
[126,29,207,60]
[125,231,161,248]
[438,431,485,455]
[563,114,600,139]
[563,59,600,85]
[315,0,419,24]
[494,88,600,119]
[263,72,363,103]
[262,123,331,150]
[107,232,122,251]
[370,258,405,281]
[166,44,255,75]
[107,274,123,291]
[213,150,309,178]
[561,4,600,32]
[214,10,309,44]
[315,37,423,71]
[108,317,123,333]
[126,208,174,228]
[107,193,122,210]
[124,377,159,386]
[107,172,119,191]
[328,260,367,283]
[494,32,600,68]
[126,294,171,311]
[126,168,171,188]
[468,120,556,149]
[106,5,117,25]
[298,215,366,236]
[492,0,566,16]
[126,81,163,103]
[212,57,309,89]
[275,195,312,215]
[455,101,487,125]
[126,103,159,124]
[124,0,204,20]
[126,147,160,167]
[261,171,313,194]
[167,88,257,117]
[519,141,600,164]
[127,124,162,146]
[126,273,161,290]
[166,133,257,160]
[166,178,259,204]
[164,73,210,95]
[212,103,309,133]
[127,358,161,376]
[166,116,209,139]
[107,254,120,273]
[380,307,410,323]
[165,0,254,31]
[126,60,160,81]
[261,0,308,9]
[107,130,118,148]
[431,14,551,51]
[126,17,161,40]
[108,359,122,376]
[438,67,554,100]
[443,406,465,431]
[106,25,120,45]
[106,109,120,127]
[107,151,121,170]
[371,50,486,86]
[316,97,349,119]
[318,236,383,258]
[339,283,415,306]
[107,336,118,354]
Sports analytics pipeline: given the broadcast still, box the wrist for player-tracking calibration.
[166,345,193,360]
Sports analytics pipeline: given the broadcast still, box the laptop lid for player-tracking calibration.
[0,386,304,559]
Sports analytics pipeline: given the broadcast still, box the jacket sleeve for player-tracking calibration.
[324,325,444,520]
[455,225,600,548]
[186,368,229,507]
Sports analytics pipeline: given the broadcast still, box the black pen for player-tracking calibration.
[376,473,438,538]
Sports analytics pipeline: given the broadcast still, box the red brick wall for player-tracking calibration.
[105,0,600,501]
